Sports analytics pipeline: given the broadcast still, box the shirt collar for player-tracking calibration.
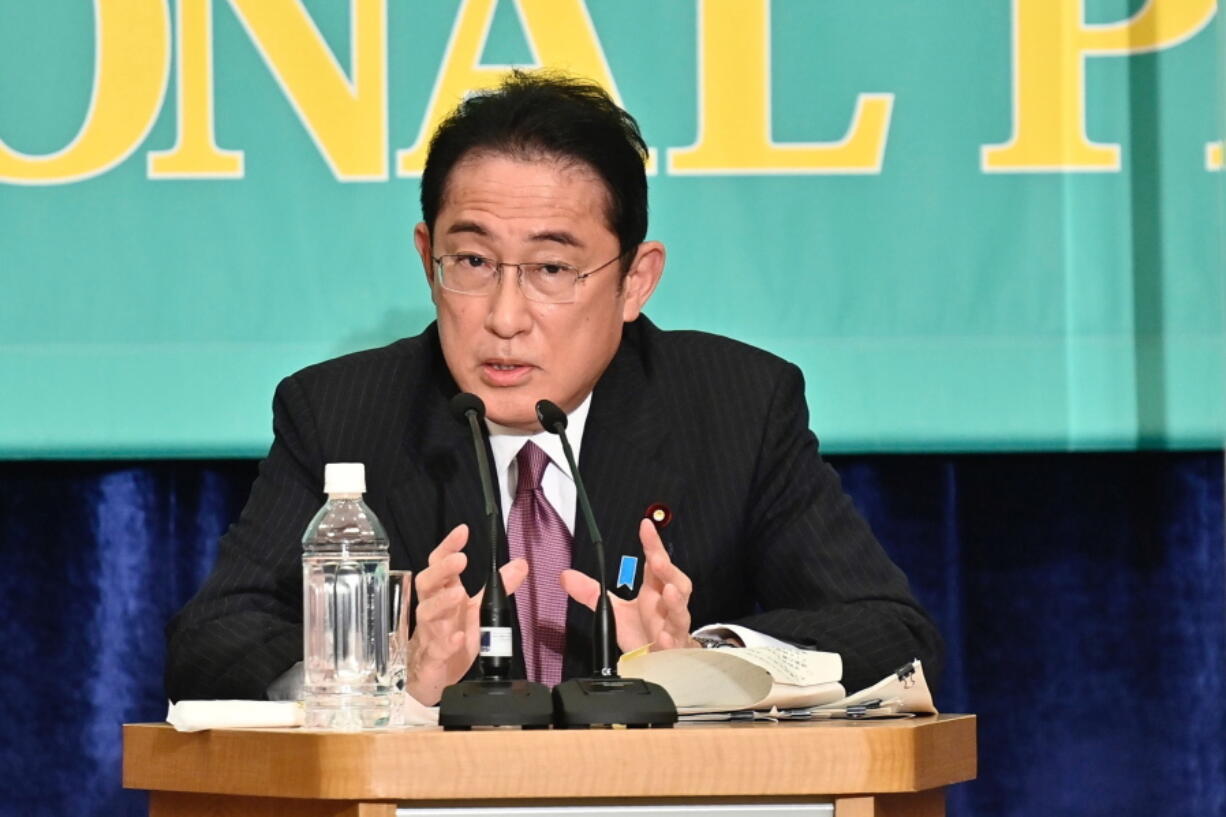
[486,393,593,482]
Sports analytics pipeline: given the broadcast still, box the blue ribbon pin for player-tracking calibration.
[616,556,638,590]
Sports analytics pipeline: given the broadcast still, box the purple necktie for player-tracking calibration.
[506,440,572,687]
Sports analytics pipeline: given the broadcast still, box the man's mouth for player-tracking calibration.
[481,359,534,386]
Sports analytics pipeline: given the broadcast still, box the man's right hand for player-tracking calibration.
[405,524,529,705]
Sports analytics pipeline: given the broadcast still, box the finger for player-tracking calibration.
[661,558,693,597]
[407,603,462,660]
[640,519,693,597]
[638,519,671,591]
[469,558,530,610]
[661,582,692,631]
[427,524,469,566]
[560,568,601,610]
[641,583,672,636]
[413,582,468,623]
[653,622,693,652]
[642,557,690,609]
[654,628,699,651]
[639,517,666,557]
[641,547,683,599]
[414,551,468,598]
[499,558,529,595]
[417,525,470,598]
[647,550,691,597]
[638,580,692,651]
[414,616,464,656]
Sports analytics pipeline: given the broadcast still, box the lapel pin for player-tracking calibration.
[617,555,638,590]
[645,502,673,529]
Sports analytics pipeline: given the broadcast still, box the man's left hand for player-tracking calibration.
[561,517,700,652]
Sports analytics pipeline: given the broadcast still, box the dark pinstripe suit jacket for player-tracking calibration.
[165,317,942,700]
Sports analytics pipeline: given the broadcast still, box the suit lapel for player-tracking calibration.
[564,320,685,677]
[384,330,526,678]
[383,330,495,596]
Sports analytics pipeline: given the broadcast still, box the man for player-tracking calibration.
[165,71,942,705]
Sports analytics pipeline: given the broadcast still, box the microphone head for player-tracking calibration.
[450,392,486,422]
[535,399,567,433]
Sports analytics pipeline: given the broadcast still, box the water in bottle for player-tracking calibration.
[301,462,390,729]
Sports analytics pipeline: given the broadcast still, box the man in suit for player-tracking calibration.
[165,71,942,705]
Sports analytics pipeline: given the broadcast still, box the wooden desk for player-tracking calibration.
[123,714,976,817]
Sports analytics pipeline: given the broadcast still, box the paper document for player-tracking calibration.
[620,641,938,721]
[166,694,440,731]
[806,660,937,716]
[166,700,304,732]
[618,646,845,713]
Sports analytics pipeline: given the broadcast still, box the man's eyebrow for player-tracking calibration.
[445,220,489,237]
[528,230,584,248]
[443,222,584,248]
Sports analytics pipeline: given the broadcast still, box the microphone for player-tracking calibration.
[534,399,617,675]
[436,393,552,730]
[536,398,676,728]
[448,392,508,679]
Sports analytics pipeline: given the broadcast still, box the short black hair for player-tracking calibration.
[420,70,649,258]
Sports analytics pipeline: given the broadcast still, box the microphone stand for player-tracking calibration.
[437,394,553,729]
[536,400,676,729]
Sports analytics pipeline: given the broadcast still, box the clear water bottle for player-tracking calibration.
[301,462,390,729]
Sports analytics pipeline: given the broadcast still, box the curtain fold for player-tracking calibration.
[1,453,1222,816]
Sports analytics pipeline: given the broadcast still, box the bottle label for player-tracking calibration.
[479,627,513,658]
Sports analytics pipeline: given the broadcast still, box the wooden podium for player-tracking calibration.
[123,714,976,817]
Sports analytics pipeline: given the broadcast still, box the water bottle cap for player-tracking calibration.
[323,462,366,495]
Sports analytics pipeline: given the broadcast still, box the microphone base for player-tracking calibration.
[438,679,554,730]
[552,676,677,729]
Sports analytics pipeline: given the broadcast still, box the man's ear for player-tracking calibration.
[621,241,665,322]
[413,222,435,288]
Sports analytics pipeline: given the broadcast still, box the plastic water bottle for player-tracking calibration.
[301,463,390,729]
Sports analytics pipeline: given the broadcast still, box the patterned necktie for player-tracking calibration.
[506,440,572,687]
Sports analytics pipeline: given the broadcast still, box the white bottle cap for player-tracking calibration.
[323,462,366,496]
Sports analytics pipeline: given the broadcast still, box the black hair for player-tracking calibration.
[420,69,649,259]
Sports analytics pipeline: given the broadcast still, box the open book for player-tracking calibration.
[619,644,936,718]
[618,645,846,713]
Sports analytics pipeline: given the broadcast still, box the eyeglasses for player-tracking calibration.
[432,252,624,304]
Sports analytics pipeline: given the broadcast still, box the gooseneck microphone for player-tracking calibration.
[449,392,509,679]
[534,399,617,675]
[436,393,552,730]
[536,399,676,728]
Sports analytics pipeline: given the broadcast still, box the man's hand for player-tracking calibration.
[561,517,700,653]
[405,524,529,705]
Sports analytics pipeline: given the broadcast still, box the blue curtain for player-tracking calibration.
[1,453,1223,817]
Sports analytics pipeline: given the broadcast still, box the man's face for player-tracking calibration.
[414,152,663,431]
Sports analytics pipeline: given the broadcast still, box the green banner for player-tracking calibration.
[2,0,1223,457]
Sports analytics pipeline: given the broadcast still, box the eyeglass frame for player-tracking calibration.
[430,251,628,304]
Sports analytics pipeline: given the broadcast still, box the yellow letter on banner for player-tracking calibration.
[396,0,647,176]
[0,1,170,185]
[148,0,244,178]
[667,0,893,175]
[1206,141,1223,171]
[982,0,1216,172]
[227,0,387,181]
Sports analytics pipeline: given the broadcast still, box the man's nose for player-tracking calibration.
[484,266,533,338]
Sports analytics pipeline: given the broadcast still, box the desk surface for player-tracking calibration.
[123,714,976,802]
